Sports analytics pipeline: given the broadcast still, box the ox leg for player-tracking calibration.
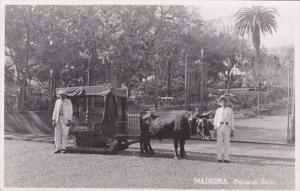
[198,127,204,140]
[140,140,144,154]
[205,128,212,139]
[145,134,155,154]
[197,123,204,140]
[144,142,150,154]
[140,136,150,154]
[179,138,186,158]
[201,128,205,141]
[173,137,179,159]
[147,138,155,154]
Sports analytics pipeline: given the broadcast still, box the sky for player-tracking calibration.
[197,1,299,48]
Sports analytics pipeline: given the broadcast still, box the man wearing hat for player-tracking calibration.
[52,89,73,153]
[213,95,234,163]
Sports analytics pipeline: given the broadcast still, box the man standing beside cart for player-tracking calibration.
[213,95,234,163]
[52,89,73,153]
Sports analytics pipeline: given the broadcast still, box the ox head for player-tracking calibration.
[196,117,214,140]
[196,118,206,139]
[140,110,154,136]
[188,111,199,123]
[188,111,213,139]
[140,110,162,137]
[188,111,200,135]
[141,111,159,125]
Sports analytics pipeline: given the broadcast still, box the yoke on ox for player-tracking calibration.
[140,110,191,159]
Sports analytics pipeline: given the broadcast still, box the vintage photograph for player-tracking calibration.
[1,0,298,190]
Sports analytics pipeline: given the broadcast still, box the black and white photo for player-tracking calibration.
[1,0,299,190]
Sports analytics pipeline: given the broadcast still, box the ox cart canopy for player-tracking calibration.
[56,85,127,97]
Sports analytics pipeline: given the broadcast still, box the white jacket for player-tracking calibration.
[52,98,73,123]
[213,107,234,130]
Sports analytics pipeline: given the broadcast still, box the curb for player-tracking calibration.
[126,147,295,162]
[5,134,295,146]
[189,137,295,146]
[5,135,294,162]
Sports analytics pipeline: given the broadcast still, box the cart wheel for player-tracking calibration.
[116,138,129,151]
[68,135,76,146]
[118,140,129,151]
[109,140,119,154]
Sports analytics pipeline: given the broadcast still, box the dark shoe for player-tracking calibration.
[216,160,223,163]
[54,150,61,154]
[224,160,231,163]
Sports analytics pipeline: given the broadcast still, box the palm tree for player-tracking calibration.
[234,6,278,64]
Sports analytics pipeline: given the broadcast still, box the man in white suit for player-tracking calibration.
[52,89,73,153]
[213,96,234,163]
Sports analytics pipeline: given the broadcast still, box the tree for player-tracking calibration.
[192,20,252,94]
[5,54,16,82]
[234,6,278,65]
[5,5,42,111]
[5,5,254,110]
[209,32,251,93]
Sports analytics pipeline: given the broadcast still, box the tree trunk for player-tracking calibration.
[184,51,189,110]
[167,59,171,97]
[200,61,204,107]
[290,114,295,143]
[112,71,119,88]
[18,83,26,111]
[18,16,31,112]
[253,25,261,65]
[90,40,97,86]
[255,47,261,65]
[49,69,54,112]
[227,72,234,94]
[257,90,260,116]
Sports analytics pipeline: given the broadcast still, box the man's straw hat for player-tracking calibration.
[218,95,229,105]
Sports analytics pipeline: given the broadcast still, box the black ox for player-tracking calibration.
[140,110,192,159]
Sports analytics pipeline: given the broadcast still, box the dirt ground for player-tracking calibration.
[4,140,295,189]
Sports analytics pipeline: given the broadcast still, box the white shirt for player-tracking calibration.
[52,98,73,123]
[213,107,234,130]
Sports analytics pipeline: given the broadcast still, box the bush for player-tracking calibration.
[265,87,285,102]
[24,98,50,111]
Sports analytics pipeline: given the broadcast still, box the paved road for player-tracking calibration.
[233,115,288,144]
[4,140,295,189]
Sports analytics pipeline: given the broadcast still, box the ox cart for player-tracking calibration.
[56,85,140,154]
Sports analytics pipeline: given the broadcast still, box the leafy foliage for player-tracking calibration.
[6,5,273,110]
[234,6,278,64]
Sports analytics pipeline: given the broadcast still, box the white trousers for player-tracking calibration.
[216,125,231,160]
[55,116,70,151]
